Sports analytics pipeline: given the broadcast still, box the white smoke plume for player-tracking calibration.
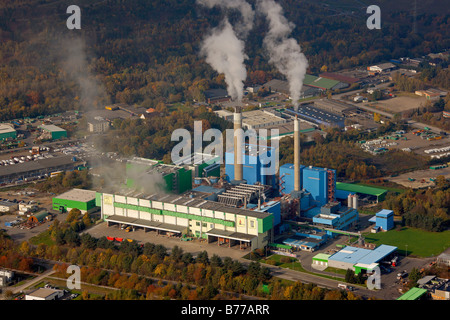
[197,0,255,38]
[56,36,110,110]
[200,19,248,102]
[257,0,308,108]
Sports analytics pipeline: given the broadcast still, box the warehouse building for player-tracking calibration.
[313,99,357,116]
[286,106,346,128]
[0,201,18,213]
[0,155,82,184]
[39,124,67,140]
[326,244,397,275]
[28,211,51,223]
[303,74,348,91]
[204,89,231,104]
[52,188,98,213]
[25,288,64,300]
[0,124,17,140]
[397,287,428,300]
[335,182,387,203]
[96,191,275,250]
[261,79,321,99]
[241,110,287,130]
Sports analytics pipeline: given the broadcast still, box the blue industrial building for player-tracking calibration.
[279,163,305,195]
[254,200,281,226]
[327,244,398,275]
[302,166,336,207]
[279,164,336,207]
[312,202,359,231]
[375,209,394,231]
[225,144,276,188]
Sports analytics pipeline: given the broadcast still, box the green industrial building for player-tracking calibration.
[397,287,428,300]
[39,124,67,140]
[0,124,17,140]
[336,182,387,203]
[97,191,274,250]
[126,157,192,194]
[52,188,98,213]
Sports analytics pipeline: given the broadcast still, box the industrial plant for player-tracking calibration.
[90,109,365,253]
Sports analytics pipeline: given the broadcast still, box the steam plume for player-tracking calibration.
[257,0,308,107]
[197,0,255,38]
[200,19,248,102]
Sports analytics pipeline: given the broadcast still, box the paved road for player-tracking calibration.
[8,269,56,295]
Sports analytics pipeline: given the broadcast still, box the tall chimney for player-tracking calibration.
[294,116,301,191]
[234,107,243,182]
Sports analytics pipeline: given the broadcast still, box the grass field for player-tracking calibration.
[29,229,54,246]
[364,227,450,258]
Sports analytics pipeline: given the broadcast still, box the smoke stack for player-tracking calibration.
[294,116,301,191]
[234,107,244,182]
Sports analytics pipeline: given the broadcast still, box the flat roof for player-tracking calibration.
[312,253,331,261]
[242,110,286,127]
[0,124,16,134]
[329,244,397,265]
[39,124,66,132]
[54,188,97,203]
[27,288,62,298]
[0,201,17,207]
[397,287,427,300]
[105,191,271,220]
[376,209,394,218]
[0,155,76,177]
[336,182,387,197]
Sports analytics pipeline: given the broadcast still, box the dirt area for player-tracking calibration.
[370,94,427,113]
[388,166,450,188]
[366,131,450,156]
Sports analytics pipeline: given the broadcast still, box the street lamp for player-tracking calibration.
[405,244,408,258]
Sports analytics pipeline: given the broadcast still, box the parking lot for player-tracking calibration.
[84,221,249,261]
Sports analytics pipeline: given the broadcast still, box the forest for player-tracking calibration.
[0,218,363,300]
[382,176,450,232]
[0,0,449,121]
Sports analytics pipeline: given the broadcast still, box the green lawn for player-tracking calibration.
[29,229,54,246]
[364,227,450,258]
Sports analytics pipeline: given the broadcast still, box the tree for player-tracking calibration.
[196,251,209,264]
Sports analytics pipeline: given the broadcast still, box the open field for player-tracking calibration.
[364,227,450,258]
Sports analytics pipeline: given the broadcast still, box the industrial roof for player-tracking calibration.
[0,201,17,207]
[27,288,63,299]
[0,124,16,134]
[242,109,286,128]
[319,72,360,84]
[107,191,271,220]
[312,253,331,261]
[303,74,340,90]
[397,287,427,300]
[336,183,387,197]
[54,188,97,203]
[0,155,76,176]
[39,124,66,132]
[329,244,397,265]
[376,209,394,218]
